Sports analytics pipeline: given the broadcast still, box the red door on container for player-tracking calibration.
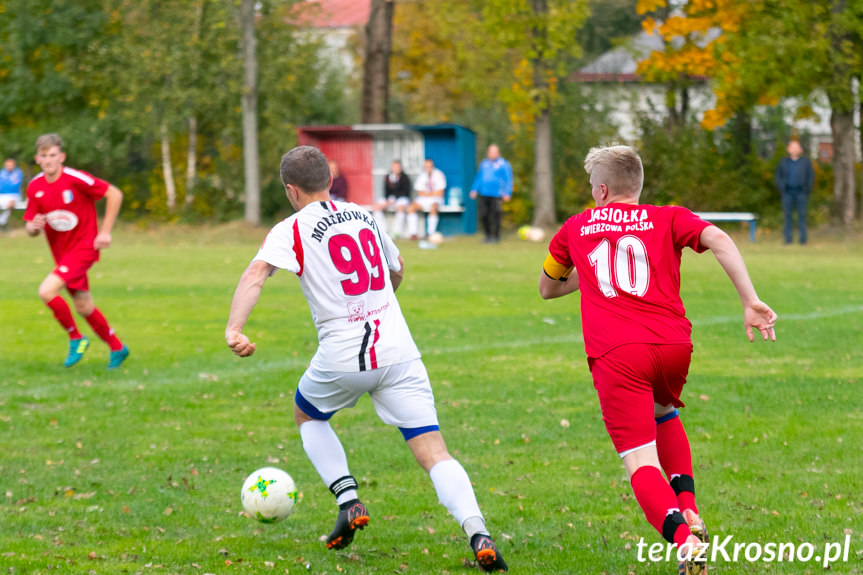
[318,135,373,205]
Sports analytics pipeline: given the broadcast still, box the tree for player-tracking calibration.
[0,0,113,165]
[239,0,261,225]
[389,1,587,226]
[482,0,588,227]
[676,0,862,225]
[362,0,394,123]
[635,0,725,127]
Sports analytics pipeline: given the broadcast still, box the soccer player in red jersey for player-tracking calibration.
[23,133,129,369]
[539,146,777,573]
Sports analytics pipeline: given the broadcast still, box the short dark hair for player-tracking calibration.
[279,146,331,194]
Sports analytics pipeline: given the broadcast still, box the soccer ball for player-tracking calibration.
[428,231,444,245]
[241,467,297,523]
[518,225,545,242]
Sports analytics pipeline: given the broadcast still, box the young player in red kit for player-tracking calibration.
[539,146,777,574]
[24,134,130,369]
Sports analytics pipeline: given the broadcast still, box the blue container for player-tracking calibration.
[413,124,477,235]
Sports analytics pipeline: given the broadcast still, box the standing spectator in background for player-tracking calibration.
[408,158,446,239]
[774,140,814,245]
[329,160,348,202]
[470,145,513,244]
[373,160,412,238]
[0,157,23,230]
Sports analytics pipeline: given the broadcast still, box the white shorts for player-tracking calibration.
[415,195,443,212]
[296,358,439,430]
[0,194,19,208]
[386,196,411,208]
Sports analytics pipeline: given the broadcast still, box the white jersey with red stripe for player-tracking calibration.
[253,200,421,373]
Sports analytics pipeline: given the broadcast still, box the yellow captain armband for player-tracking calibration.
[543,254,574,281]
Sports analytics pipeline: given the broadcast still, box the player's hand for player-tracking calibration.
[503,195,511,203]
[469,190,477,200]
[94,232,112,250]
[29,214,47,231]
[744,300,777,342]
[226,330,257,357]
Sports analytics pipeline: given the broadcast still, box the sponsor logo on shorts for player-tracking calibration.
[45,209,79,232]
[58,265,69,273]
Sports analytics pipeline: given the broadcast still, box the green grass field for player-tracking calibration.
[1,225,861,574]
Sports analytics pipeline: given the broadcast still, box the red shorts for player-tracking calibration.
[53,250,99,293]
[588,343,692,454]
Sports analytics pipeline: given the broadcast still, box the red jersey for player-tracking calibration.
[24,167,109,262]
[546,203,713,358]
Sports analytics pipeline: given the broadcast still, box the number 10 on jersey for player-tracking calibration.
[588,236,650,298]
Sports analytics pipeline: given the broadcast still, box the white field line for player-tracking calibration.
[3,305,860,396]
[689,304,863,326]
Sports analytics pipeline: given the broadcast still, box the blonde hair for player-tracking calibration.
[35,133,64,152]
[584,145,643,197]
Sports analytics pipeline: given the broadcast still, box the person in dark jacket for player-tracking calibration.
[328,160,348,202]
[373,160,412,237]
[774,140,814,245]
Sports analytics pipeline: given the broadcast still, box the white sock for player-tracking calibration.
[407,212,419,237]
[462,515,489,540]
[429,459,485,532]
[427,214,439,235]
[0,209,9,226]
[299,420,358,504]
[394,211,406,236]
[373,209,387,234]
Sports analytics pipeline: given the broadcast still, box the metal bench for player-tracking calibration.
[694,212,758,242]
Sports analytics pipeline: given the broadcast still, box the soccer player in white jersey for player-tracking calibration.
[226,146,508,572]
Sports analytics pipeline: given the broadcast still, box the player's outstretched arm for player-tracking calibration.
[226,260,275,357]
[699,225,777,342]
[94,185,123,249]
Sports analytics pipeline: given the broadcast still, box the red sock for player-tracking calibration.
[85,307,123,351]
[46,296,82,339]
[656,414,698,514]
[630,466,691,547]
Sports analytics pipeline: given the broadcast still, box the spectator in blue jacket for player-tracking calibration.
[0,157,24,230]
[470,145,513,243]
[774,140,814,245]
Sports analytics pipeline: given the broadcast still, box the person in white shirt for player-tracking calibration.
[225,146,507,572]
[408,158,446,239]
